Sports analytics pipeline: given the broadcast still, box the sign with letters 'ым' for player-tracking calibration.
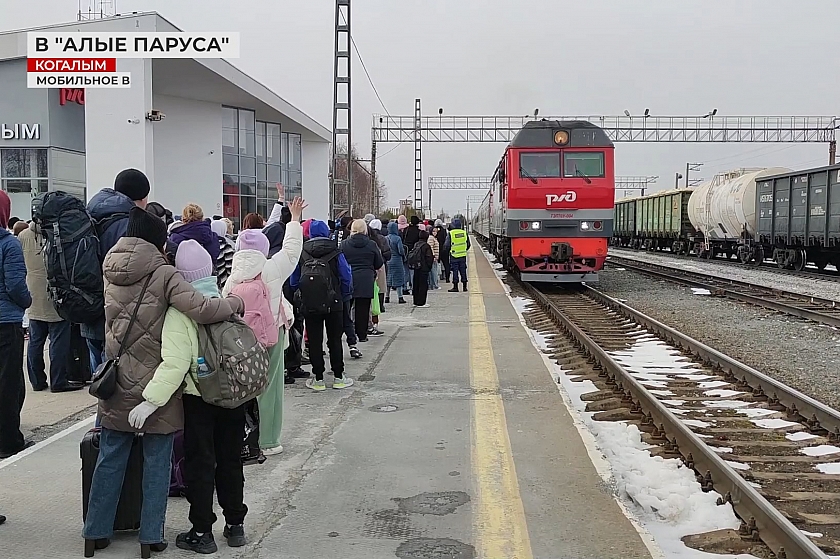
[0,123,41,141]
[25,31,240,89]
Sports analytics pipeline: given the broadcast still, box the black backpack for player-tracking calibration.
[407,244,425,270]
[39,191,106,324]
[299,249,340,314]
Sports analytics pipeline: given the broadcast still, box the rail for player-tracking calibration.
[609,256,840,328]
[521,281,833,558]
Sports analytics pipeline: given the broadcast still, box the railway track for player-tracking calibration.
[610,247,840,283]
[608,256,840,329]
[517,280,840,559]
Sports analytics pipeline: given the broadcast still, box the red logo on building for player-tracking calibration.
[59,88,85,106]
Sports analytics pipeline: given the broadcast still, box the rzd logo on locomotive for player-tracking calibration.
[546,191,577,205]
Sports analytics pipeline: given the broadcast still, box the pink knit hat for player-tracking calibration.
[237,229,270,256]
[175,240,214,283]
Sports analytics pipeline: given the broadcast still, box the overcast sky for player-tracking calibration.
[3,0,837,216]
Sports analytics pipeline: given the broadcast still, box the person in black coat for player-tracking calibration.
[341,219,384,344]
[411,231,435,307]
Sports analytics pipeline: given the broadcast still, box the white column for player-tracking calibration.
[301,139,330,221]
[84,58,155,201]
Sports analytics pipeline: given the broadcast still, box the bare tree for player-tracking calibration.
[331,143,387,218]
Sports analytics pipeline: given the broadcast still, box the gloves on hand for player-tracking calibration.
[128,401,159,430]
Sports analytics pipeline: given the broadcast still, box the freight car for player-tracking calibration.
[614,189,694,254]
[473,119,615,282]
[612,164,840,270]
[745,165,840,270]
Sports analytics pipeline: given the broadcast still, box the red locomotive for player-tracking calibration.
[472,120,615,282]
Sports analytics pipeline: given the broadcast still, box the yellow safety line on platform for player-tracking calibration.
[468,244,534,559]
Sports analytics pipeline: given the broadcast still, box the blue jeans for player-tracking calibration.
[86,338,105,427]
[342,300,357,347]
[83,428,174,544]
[27,319,70,389]
[451,258,467,285]
[389,285,404,299]
[429,263,440,290]
[86,337,105,372]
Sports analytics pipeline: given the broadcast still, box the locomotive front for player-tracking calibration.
[488,120,615,282]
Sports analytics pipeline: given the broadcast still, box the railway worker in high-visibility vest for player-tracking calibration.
[448,219,471,293]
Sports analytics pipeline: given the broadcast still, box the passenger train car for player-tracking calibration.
[473,120,615,282]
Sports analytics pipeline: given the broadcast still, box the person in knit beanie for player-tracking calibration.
[236,229,270,256]
[125,206,168,251]
[0,189,33,461]
[113,168,151,207]
[141,238,252,553]
[174,240,214,283]
[83,168,152,373]
[224,197,305,456]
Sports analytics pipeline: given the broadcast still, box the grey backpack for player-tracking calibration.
[193,315,271,408]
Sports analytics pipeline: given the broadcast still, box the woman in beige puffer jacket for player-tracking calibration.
[83,207,244,556]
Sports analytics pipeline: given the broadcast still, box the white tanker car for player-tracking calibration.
[613,163,840,271]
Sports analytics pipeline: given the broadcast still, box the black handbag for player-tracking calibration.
[89,274,153,400]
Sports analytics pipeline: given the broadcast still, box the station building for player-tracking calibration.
[0,12,331,225]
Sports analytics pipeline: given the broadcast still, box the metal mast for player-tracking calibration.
[330,0,351,218]
[413,98,423,216]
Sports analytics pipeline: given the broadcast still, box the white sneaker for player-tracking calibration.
[416,304,430,308]
[262,445,283,456]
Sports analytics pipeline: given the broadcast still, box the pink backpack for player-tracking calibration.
[231,276,280,348]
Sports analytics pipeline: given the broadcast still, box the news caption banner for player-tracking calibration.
[26,32,240,89]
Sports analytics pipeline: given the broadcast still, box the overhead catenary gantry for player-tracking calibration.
[330,0,351,218]
[371,101,838,215]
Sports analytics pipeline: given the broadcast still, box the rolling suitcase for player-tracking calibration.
[81,428,143,531]
[68,323,92,384]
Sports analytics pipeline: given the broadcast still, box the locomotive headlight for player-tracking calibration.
[580,221,591,230]
[530,221,541,230]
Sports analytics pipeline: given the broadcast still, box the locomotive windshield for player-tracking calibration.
[519,152,561,179]
[563,152,605,178]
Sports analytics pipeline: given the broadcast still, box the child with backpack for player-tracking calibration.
[142,240,251,554]
[222,197,305,457]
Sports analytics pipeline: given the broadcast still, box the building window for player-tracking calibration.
[225,111,305,228]
[1,148,48,194]
[222,107,259,229]
[256,120,283,221]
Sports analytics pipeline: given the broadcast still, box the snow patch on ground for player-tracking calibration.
[702,400,752,409]
[725,460,750,471]
[703,389,744,398]
[736,408,778,418]
[691,288,712,296]
[800,445,840,457]
[787,432,821,442]
[699,380,730,389]
[682,419,713,428]
[510,296,533,314]
[531,331,551,351]
[751,418,800,429]
[816,463,840,475]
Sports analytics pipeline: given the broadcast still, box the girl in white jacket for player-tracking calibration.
[223,197,305,456]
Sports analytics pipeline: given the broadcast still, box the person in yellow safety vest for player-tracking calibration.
[447,219,471,292]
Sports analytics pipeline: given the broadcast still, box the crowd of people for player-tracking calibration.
[0,168,472,552]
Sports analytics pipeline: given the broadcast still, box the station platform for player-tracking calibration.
[0,243,656,559]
